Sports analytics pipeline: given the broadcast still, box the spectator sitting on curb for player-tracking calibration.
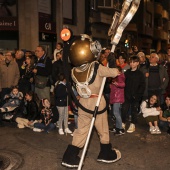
[141,95,161,134]
[33,98,58,133]
[15,91,39,129]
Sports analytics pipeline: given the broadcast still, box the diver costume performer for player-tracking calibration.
[61,34,121,168]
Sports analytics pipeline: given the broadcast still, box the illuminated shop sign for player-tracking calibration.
[39,20,56,34]
[0,17,18,30]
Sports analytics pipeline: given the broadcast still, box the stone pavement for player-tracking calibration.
[0,115,170,170]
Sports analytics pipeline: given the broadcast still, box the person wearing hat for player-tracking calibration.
[147,52,169,104]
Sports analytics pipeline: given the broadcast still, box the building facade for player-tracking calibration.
[1,0,170,55]
[89,0,170,54]
[0,0,85,56]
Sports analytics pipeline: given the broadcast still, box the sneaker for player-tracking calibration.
[115,129,125,136]
[56,121,59,128]
[111,115,116,121]
[122,123,125,130]
[4,114,13,120]
[109,128,116,133]
[65,128,72,134]
[127,123,135,133]
[33,128,42,132]
[59,129,64,135]
[155,126,161,134]
[149,126,156,134]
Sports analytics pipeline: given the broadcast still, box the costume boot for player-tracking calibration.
[61,144,80,168]
[97,143,121,163]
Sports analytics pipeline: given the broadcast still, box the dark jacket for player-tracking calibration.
[52,59,64,84]
[18,66,34,94]
[16,57,26,77]
[124,68,145,102]
[25,100,39,121]
[54,82,68,106]
[146,64,169,95]
[35,55,52,87]
[13,99,39,121]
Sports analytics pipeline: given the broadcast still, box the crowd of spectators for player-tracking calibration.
[0,44,170,137]
[99,47,170,135]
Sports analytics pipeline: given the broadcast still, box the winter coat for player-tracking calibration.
[124,68,145,102]
[25,100,39,121]
[18,65,34,94]
[54,82,68,106]
[4,91,23,106]
[0,60,20,91]
[146,65,169,94]
[34,55,52,87]
[52,59,64,84]
[110,73,125,104]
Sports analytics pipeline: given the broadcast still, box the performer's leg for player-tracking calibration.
[97,143,121,163]
[72,109,93,147]
[62,109,92,168]
[61,144,80,168]
[95,112,121,163]
[95,111,110,144]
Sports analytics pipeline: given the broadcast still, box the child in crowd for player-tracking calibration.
[159,95,170,134]
[54,73,72,135]
[141,95,161,134]
[33,98,58,133]
[0,86,23,113]
[121,56,145,133]
[110,66,125,135]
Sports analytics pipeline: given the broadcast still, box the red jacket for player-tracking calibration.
[109,73,125,104]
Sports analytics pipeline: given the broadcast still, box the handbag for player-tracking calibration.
[35,75,49,89]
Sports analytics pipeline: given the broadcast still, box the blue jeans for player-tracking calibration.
[34,122,56,132]
[112,103,122,129]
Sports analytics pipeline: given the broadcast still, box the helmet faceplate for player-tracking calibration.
[69,38,96,67]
